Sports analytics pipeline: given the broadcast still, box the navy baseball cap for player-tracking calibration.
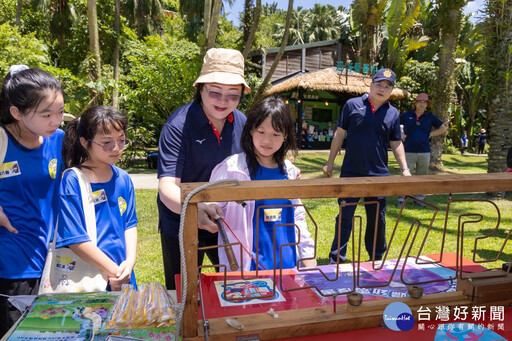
[372,68,396,86]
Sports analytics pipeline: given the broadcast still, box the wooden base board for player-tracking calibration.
[457,270,512,305]
[185,292,470,341]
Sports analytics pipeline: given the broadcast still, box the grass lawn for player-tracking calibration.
[133,152,511,285]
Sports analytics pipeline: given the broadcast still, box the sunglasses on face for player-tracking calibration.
[88,138,131,152]
[205,88,242,102]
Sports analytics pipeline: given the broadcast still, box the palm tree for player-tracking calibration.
[180,0,232,46]
[481,0,512,174]
[430,0,466,171]
[336,6,352,43]
[32,0,76,52]
[454,18,484,140]
[458,66,483,140]
[123,0,163,38]
[272,7,308,45]
[349,0,388,65]
[205,0,222,50]
[306,4,338,42]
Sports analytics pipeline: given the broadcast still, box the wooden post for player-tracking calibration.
[182,202,199,338]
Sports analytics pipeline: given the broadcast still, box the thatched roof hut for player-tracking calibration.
[264,67,410,100]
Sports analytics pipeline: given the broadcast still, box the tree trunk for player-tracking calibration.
[206,0,222,50]
[204,0,212,42]
[242,0,253,47]
[112,0,121,108]
[16,0,22,28]
[87,0,101,84]
[484,0,512,173]
[430,5,463,171]
[242,0,261,60]
[137,0,144,38]
[250,0,294,105]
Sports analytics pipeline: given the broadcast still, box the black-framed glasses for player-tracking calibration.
[205,88,242,102]
[88,138,131,152]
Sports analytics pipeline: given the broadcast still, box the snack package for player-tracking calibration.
[106,282,175,329]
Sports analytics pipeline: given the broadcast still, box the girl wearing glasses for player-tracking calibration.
[58,106,138,291]
[0,66,64,337]
[210,95,317,271]
[157,48,251,289]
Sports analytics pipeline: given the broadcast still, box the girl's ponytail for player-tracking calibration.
[62,118,89,168]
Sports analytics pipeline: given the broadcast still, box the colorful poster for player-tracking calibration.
[7,292,177,341]
[295,257,457,298]
[214,278,286,307]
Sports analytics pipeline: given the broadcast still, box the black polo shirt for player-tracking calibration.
[338,93,401,177]
[157,100,246,238]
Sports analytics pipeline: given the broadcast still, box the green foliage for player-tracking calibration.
[0,23,50,75]
[118,125,157,169]
[0,0,16,24]
[43,65,90,116]
[161,0,178,12]
[160,10,188,39]
[380,0,429,75]
[395,59,437,111]
[349,0,388,63]
[254,10,284,48]
[119,33,202,139]
[123,0,164,38]
[214,15,241,49]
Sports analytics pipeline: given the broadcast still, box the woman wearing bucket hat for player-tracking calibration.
[476,128,487,154]
[398,92,447,207]
[156,48,250,290]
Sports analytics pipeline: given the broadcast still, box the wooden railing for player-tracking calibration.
[180,173,512,340]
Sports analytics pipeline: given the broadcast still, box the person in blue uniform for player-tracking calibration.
[398,93,447,207]
[0,66,65,337]
[157,48,250,289]
[460,130,468,154]
[323,68,411,263]
[57,106,138,291]
[209,96,316,271]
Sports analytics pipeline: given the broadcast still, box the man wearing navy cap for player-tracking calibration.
[323,68,410,263]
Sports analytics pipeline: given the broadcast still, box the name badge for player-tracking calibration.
[264,208,282,222]
[55,255,76,272]
[0,161,21,179]
[92,189,107,205]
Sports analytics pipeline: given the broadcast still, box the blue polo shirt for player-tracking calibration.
[157,100,246,238]
[337,93,401,177]
[0,129,64,279]
[57,166,138,287]
[400,110,443,153]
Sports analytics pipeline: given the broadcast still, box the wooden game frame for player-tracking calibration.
[180,173,512,340]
